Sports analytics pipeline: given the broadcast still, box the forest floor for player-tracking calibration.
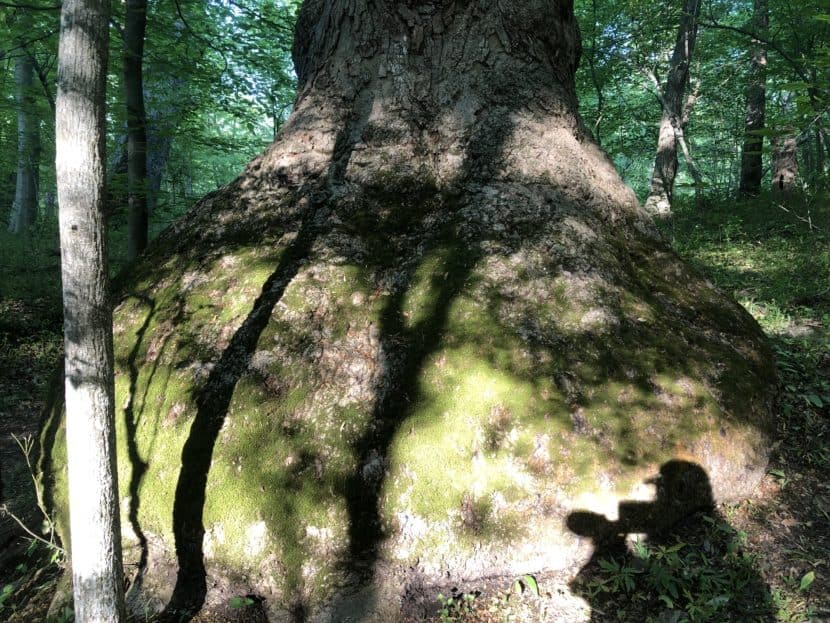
[0,193,828,622]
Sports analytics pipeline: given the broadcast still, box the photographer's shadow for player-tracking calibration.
[567,460,774,622]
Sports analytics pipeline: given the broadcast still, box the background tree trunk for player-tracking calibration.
[125,0,149,260]
[772,134,798,194]
[8,48,40,234]
[738,0,768,197]
[55,0,126,621]
[644,0,702,216]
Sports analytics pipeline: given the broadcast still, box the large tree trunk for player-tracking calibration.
[738,0,768,197]
[644,0,702,216]
[8,49,40,234]
[55,0,126,621]
[44,2,774,621]
[124,0,149,260]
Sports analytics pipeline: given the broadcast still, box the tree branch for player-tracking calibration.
[27,50,56,113]
[224,0,292,35]
[0,1,60,9]
[172,0,229,77]
[698,17,808,81]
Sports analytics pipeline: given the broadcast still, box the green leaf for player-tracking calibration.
[800,571,815,591]
[523,574,540,597]
[0,584,14,610]
[805,394,824,408]
[229,596,255,609]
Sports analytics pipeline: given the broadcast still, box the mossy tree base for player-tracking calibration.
[42,1,775,620]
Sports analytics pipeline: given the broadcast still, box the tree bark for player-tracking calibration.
[644,0,701,216]
[738,0,768,197]
[43,2,775,620]
[279,0,618,196]
[8,47,40,234]
[55,0,126,621]
[772,134,798,195]
[163,0,650,615]
[124,0,149,260]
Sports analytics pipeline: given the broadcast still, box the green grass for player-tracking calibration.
[665,192,829,332]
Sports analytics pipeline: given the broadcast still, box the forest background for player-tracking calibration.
[0,0,828,621]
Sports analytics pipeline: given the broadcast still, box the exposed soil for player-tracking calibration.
[0,297,63,620]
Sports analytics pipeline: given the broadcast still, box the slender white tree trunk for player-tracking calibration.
[56,0,126,621]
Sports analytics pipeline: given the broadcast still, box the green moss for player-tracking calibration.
[41,190,777,610]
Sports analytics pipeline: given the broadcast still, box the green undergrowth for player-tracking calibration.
[665,191,830,471]
[0,224,61,302]
[660,191,830,622]
[571,513,777,623]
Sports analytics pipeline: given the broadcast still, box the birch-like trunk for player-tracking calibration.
[644,0,701,216]
[738,0,768,197]
[56,0,126,621]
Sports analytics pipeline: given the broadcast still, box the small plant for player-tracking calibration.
[799,571,815,592]
[511,574,540,597]
[587,557,642,595]
[579,515,776,623]
[0,583,15,612]
[437,590,477,622]
[228,595,256,609]
[0,435,66,560]
[768,468,789,488]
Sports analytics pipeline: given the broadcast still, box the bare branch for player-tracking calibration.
[0,1,60,9]
[26,49,56,113]
[698,17,808,82]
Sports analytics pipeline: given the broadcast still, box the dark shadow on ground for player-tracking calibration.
[568,461,774,622]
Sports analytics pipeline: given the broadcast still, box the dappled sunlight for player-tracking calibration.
[36,3,784,620]
[72,183,777,618]
[26,183,772,620]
